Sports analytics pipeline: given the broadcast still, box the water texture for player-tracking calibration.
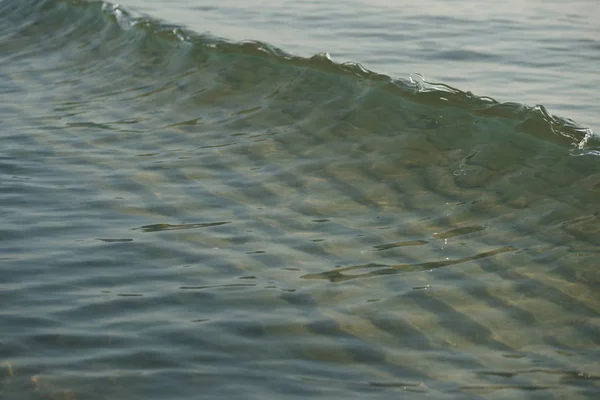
[1,1,599,399]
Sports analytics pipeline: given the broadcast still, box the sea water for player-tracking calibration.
[1,1,599,399]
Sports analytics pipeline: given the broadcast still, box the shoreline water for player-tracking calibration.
[1,1,599,399]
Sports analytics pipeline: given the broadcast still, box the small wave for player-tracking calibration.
[2,0,597,157]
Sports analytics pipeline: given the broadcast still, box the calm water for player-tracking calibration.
[1,0,599,399]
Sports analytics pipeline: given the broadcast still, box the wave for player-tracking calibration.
[1,0,598,156]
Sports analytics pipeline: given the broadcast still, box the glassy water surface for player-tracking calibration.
[1,0,599,399]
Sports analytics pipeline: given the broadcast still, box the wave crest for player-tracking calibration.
[2,0,598,156]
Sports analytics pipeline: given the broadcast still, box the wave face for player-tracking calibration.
[1,1,599,399]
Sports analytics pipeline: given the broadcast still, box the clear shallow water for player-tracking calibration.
[1,0,599,399]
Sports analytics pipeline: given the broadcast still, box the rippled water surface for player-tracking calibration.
[1,0,599,399]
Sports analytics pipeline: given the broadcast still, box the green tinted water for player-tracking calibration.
[129,0,600,129]
[1,1,599,399]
